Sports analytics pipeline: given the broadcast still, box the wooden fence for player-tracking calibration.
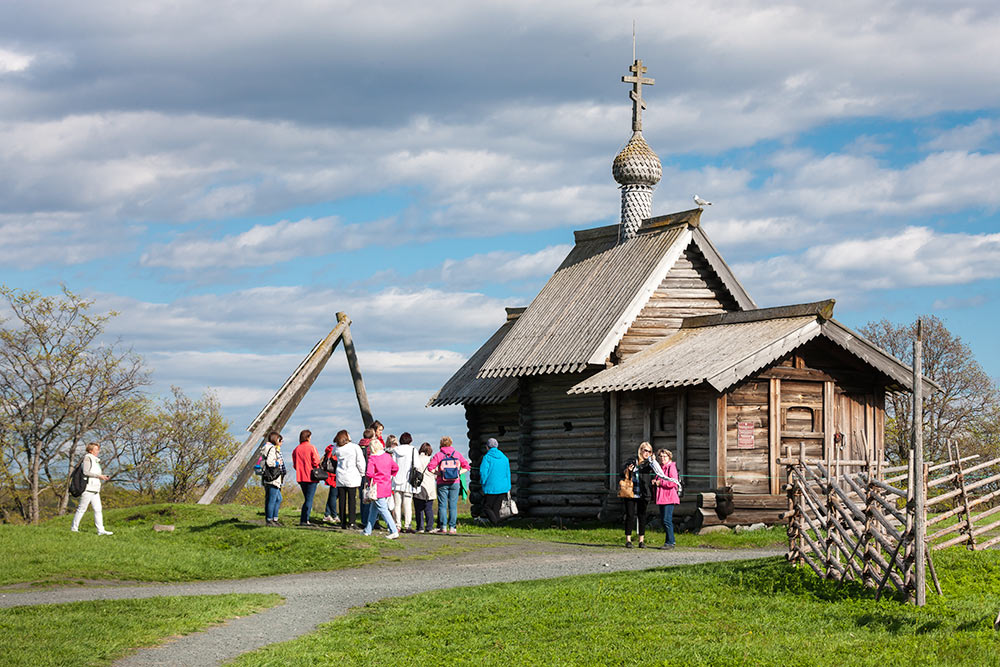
[783,442,1000,603]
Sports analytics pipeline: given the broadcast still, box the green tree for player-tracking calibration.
[154,386,238,502]
[0,286,149,522]
[860,315,998,463]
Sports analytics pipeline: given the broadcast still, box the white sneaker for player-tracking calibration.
[98,530,114,536]
[386,532,400,540]
[70,528,79,533]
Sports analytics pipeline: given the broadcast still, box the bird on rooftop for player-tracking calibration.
[693,195,712,207]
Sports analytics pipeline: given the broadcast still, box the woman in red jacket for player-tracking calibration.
[292,429,321,527]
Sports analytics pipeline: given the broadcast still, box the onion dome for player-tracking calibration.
[612,131,662,186]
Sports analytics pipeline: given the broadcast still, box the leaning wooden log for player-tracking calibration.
[928,471,1000,507]
[859,473,909,499]
[927,487,1000,526]
[874,533,910,601]
[971,515,1000,540]
[926,545,942,596]
[977,533,1000,551]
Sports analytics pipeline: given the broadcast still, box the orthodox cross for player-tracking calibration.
[622,59,654,132]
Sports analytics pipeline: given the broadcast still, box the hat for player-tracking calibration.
[486,437,499,449]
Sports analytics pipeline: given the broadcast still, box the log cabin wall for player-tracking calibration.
[466,396,521,506]
[724,380,771,495]
[684,387,714,492]
[614,243,741,360]
[524,373,607,518]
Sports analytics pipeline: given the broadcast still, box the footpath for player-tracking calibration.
[0,533,782,666]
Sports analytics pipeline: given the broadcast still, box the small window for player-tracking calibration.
[563,421,573,432]
[497,425,506,437]
[785,406,815,432]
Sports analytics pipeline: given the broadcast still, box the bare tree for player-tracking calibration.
[154,386,238,502]
[860,315,998,463]
[0,286,149,522]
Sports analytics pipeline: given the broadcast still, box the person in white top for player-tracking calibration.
[334,430,365,529]
[412,442,437,533]
[388,432,417,532]
[71,442,113,535]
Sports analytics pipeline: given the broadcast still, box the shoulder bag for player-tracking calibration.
[407,456,424,488]
[617,467,635,499]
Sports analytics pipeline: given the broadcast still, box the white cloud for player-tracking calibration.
[0,47,32,74]
[407,244,572,288]
[734,226,1000,303]
[924,118,1000,152]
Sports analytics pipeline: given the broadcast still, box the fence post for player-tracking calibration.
[912,319,927,606]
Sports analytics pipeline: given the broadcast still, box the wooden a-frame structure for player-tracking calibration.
[198,312,373,505]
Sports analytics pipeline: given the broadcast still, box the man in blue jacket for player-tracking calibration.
[478,438,511,525]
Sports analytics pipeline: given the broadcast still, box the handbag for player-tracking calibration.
[617,468,635,499]
[310,466,328,482]
[408,459,424,488]
[363,481,379,502]
[498,492,518,519]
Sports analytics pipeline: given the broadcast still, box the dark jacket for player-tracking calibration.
[621,457,653,500]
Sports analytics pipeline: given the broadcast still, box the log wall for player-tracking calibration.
[615,243,740,360]
[524,373,607,518]
[685,387,714,492]
[466,396,521,505]
[725,380,771,494]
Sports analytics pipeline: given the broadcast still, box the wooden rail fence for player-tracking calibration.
[783,441,1000,603]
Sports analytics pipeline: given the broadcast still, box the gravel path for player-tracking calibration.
[0,534,782,666]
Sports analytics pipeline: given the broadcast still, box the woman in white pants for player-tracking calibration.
[71,442,113,535]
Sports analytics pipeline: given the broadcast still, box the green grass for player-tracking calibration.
[232,549,1000,667]
[0,503,400,586]
[0,593,280,667]
[454,512,787,549]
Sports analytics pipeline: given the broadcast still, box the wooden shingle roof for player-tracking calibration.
[569,300,937,394]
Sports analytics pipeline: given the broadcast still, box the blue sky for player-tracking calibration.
[2,2,999,451]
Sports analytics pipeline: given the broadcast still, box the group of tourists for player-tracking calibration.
[619,441,681,549]
[257,421,513,538]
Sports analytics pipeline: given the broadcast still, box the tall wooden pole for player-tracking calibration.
[337,312,374,428]
[913,318,926,605]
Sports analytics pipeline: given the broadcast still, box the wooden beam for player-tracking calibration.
[823,381,835,461]
[338,313,374,428]
[676,389,687,472]
[609,392,619,494]
[769,379,781,495]
[682,299,835,329]
[711,393,726,488]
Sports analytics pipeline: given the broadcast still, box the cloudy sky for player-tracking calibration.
[2,1,999,451]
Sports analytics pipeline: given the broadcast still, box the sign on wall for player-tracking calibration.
[737,421,756,449]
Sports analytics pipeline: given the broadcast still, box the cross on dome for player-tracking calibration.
[622,59,654,132]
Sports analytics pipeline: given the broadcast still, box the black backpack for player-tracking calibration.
[69,461,87,497]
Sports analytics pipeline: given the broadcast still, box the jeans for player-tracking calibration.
[339,486,358,528]
[363,497,398,536]
[299,481,318,524]
[414,497,434,531]
[264,484,282,521]
[71,490,106,532]
[437,482,460,530]
[324,485,338,518]
[659,503,676,545]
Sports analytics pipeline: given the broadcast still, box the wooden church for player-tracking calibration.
[428,59,927,526]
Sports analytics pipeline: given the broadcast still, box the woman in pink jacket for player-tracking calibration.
[362,439,400,539]
[652,448,681,549]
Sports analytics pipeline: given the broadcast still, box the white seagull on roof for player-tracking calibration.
[693,195,712,207]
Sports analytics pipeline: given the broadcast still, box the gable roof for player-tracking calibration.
[569,300,937,395]
[476,209,754,379]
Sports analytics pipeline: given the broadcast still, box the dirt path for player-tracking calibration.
[0,533,782,666]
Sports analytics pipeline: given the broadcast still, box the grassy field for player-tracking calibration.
[0,503,400,586]
[0,500,784,587]
[233,549,1000,667]
[0,594,280,667]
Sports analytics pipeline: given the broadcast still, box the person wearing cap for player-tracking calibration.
[478,437,511,526]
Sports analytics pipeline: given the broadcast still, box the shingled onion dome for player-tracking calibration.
[615,58,662,241]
